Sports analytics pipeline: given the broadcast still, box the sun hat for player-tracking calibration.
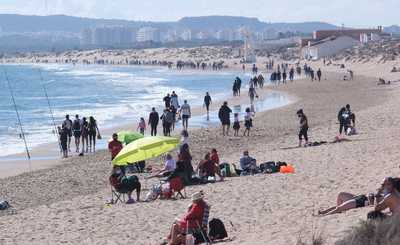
[191,191,204,201]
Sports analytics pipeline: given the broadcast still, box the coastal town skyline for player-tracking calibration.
[0,0,399,27]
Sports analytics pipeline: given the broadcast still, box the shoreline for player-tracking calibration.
[0,72,294,178]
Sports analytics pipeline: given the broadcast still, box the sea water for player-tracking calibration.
[0,64,288,158]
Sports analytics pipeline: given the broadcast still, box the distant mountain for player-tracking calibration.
[0,14,172,33]
[0,14,338,34]
[384,25,400,34]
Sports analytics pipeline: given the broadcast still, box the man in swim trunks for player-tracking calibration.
[72,114,82,153]
[180,100,191,130]
[62,114,73,152]
[204,92,212,120]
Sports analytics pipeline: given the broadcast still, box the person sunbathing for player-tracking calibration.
[318,192,374,216]
[167,192,209,245]
[146,154,177,179]
[109,166,141,204]
[368,177,400,219]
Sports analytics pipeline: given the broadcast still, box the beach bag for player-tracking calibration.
[209,218,228,240]
[260,161,280,174]
[219,163,231,177]
[0,200,10,210]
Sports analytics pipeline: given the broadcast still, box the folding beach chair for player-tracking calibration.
[193,203,212,244]
[109,175,128,204]
[169,176,186,199]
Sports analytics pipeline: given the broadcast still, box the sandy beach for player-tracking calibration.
[1,53,399,245]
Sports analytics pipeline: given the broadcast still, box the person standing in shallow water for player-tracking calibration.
[297,109,309,147]
[72,114,81,153]
[218,101,232,136]
[204,92,212,120]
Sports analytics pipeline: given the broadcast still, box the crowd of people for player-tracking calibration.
[58,114,101,158]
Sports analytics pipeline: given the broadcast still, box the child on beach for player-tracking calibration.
[243,108,253,136]
[137,117,146,135]
[233,113,240,136]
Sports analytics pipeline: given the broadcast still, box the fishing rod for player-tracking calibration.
[38,69,62,154]
[2,66,32,170]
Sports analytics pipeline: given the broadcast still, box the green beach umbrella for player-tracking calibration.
[112,136,179,166]
[117,131,144,144]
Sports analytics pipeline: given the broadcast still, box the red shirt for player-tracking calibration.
[108,140,123,160]
[180,200,207,229]
[210,153,220,165]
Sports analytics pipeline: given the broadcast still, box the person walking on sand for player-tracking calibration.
[180,100,191,130]
[148,107,159,136]
[72,114,82,153]
[204,92,212,120]
[88,116,100,152]
[233,113,240,136]
[243,107,253,136]
[218,101,232,136]
[317,69,322,82]
[62,114,73,152]
[137,117,146,135]
[297,109,309,147]
[108,133,123,160]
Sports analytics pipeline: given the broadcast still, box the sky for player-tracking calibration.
[0,0,399,27]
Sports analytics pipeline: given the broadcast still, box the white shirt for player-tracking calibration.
[165,159,176,171]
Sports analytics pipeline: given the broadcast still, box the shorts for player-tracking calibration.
[182,115,190,120]
[245,120,252,129]
[73,131,81,138]
[355,195,367,208]
[233,122,240,130]
[221,121,230,126]
[67,130,72,137]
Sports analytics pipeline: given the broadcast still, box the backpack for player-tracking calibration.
[209,218,228,240]
[260,161,280,174]
[0,200,10,210]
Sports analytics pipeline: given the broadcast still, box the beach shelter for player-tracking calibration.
[112,136,179,166]
[117,131,144,145]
